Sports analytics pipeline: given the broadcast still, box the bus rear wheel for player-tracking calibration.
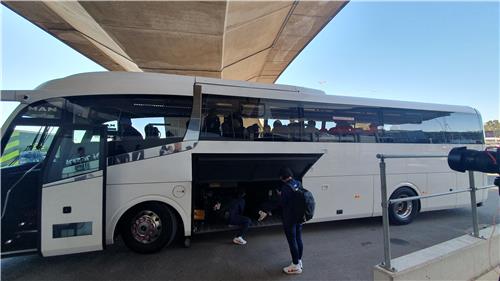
[388,187,419,225]
[121,202,177,254]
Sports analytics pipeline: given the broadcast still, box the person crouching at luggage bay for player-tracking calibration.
[213,189,251,245]
[279,167,304,274]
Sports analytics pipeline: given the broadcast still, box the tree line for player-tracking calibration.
[484,120,500,136]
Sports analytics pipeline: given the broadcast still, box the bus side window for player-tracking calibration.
[45,129,101,183]
[266,100,300,142]
[67,95,193,160]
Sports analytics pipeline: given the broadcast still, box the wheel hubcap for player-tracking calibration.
[393,195,413,219]
[131,210,162,244]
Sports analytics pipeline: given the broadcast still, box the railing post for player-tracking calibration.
[379,156,393,271]
[468,170,480,238]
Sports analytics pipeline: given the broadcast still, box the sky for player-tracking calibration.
[1,1,499,125]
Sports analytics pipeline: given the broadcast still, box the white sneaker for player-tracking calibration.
[232,236,247,245]
[283,263,302,274]
[298,260,303,269]
[258,211,268,221]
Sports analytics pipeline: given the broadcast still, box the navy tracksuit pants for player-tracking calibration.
[283,223,303,265]
[229,215,251,238]
[228,198,251,238]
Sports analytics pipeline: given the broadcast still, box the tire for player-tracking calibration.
[121,202,177,254]
[388,187,419,225]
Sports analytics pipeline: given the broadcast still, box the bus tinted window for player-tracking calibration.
[302,103,381,143]
[444,112,484,144]
[301,103,483,144]
[267,100,301,142]
[68,95,193,156]
[200,95,483,144]
[380,109,483,144]
[200,95,299,141]
[45,128,101,183]
[201,95,261,140]
[380,109,448,143]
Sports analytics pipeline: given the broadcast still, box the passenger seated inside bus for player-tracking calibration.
[304,120,319,141]
[366,123,378,134]
[262,125,273,139]
[246,124,260,140]
[145,124,160,140]
[272,120,288,140]
[328,121,355,142]
[288,122,301,141]
[221,115,232,138]
[118,116,143,140]
[329,121,354,135]
[144,124,163,148]
[111,116,144,161]
[363,123,380,142]
[232,116,245,139]
[202,109,221,137]
[221,113,246,139]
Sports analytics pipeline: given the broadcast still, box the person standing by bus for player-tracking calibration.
[279,167,303,274]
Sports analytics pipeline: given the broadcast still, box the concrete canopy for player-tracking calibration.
[4,1,348,83]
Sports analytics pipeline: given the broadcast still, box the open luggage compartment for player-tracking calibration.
[191,153,322,234]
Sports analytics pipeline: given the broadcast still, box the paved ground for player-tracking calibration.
[2,189,498,281]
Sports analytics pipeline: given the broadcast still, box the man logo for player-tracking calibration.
[28,106,58,113]
[26,105,60,119]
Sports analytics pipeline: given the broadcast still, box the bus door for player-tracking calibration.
[1,124,60,256]
[40,126,106,257]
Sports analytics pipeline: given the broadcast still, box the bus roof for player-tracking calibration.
[4,71,478,114]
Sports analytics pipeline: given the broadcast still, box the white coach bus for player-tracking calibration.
[1,72,487,257]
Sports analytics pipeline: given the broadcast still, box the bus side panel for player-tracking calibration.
[425,172,457,210]
[304,175,374,222]
[105,152,192,185]
[41,176,104,256]
[105,152,193,245]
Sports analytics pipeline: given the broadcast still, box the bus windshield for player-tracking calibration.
[1,125,59,168]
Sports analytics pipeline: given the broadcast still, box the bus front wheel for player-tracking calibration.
[121,202,177,254]
[388,187,419,225]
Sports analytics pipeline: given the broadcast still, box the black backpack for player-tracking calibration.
[292,184,316,224]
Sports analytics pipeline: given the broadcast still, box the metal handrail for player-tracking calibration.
[389,185,496,204]
[476,185,497,191]
[377,153,497,272]
[389,188,471,204]
[376,154,447,159]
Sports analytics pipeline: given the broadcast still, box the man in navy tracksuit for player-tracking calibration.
[279,167,303,274]
[213,190,251,245]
